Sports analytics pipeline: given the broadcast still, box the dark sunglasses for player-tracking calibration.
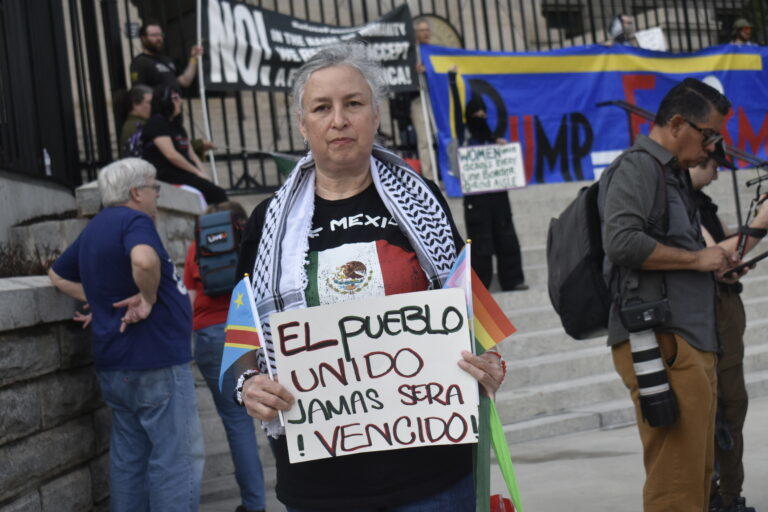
[684,119,723,147]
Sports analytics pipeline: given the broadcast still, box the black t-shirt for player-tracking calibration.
[693,189,743,293]
[140,115,193,178]
[238,181,471,510]
[693,189,726,243]
[130,53,179,88]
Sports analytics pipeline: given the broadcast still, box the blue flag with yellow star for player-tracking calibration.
[218,276,262,391]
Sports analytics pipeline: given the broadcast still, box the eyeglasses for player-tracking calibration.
[170,94,181,102]
[685,119,723,147]
[138,183,161,193]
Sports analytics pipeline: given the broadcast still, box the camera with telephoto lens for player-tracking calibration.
[619,270,678,428]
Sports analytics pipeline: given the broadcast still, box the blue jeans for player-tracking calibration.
[285,472,474,512]
[195,323,266,510]
[97,362,205,512]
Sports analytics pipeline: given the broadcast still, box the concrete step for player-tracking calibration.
[198,410,276,469]
[504,345,613,390]
[495,371,627,425]
[529,244,768,290]
[489,284,552,311]
[495,320,768,424]
[491,272,768,329]
[502,399,635,445]
[503,317,768,389]
[505,290,768,337]
[499,326,604,360]
[201,436,277,484]
[502,368,768,446]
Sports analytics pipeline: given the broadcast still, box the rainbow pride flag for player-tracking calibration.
[444,244,523,511]
[443,244,516,351]
[218,276,262,391]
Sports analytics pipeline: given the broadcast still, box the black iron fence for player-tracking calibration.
[0,0,80,186]
[1,0,766,190]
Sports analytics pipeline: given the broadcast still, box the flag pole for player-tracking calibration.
[465,240,475,354]
[466,238,491,511]
[244,274,285,427]
[196,0,219,185]
[416,44,438,182]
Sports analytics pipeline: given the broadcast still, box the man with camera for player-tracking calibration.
[598,78,738,511]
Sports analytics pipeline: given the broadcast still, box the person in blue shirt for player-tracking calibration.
[48,158,204,512]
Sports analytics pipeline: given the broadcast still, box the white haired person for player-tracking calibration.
[234,44,505,511]
[48,158,204,511]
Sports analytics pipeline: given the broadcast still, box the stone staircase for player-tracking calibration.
[198,172,768,510]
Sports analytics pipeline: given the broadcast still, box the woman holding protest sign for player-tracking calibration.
[235,44,506,511]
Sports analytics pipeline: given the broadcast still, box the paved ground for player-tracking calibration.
[497,396,767,512]
[202,396,768,512]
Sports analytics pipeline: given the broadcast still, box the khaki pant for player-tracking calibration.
[612,334,717,512]
[715,291,748,507]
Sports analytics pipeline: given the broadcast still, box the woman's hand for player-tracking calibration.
[458,350,506,399]
[242,375,295,421]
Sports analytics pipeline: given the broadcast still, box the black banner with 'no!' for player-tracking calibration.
[203,1,418,93]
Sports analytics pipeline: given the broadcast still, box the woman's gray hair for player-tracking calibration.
[291,43,387,118]
[98,158,157,207]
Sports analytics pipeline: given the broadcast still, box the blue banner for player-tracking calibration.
[421,43,768,197]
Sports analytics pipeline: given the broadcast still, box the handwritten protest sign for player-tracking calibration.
[457,142,526,195]
[635,27,668,51]
[271,288,479,463]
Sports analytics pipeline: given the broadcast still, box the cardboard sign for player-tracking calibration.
[271,288,479,463]
[635,27,668,52]
[458,142,526,195]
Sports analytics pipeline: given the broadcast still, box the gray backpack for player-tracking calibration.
[546,149,667,339]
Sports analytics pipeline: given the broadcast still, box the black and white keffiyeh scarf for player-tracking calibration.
[251,145,457,435]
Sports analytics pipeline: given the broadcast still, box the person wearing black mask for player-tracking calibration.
[449,69,527,291]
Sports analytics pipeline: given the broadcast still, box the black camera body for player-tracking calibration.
[619,297,671,332]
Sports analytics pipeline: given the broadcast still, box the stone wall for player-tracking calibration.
[0,184,202,511]
[0,171,76,246]
[0,277,109,511]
